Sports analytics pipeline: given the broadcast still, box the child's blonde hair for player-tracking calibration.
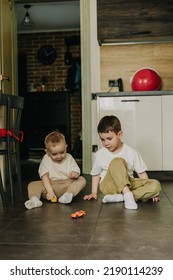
[44,131,66,149]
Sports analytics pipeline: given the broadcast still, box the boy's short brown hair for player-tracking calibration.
[97,115,121,134]
[44,131,66,149]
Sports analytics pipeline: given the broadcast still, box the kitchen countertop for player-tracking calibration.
[92,91,173,99]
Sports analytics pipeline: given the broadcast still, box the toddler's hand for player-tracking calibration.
[69,171,79,179]
[83,193,97,200]
[46,191,56,201]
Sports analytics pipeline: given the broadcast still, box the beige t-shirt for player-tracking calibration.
[38,153,80,180]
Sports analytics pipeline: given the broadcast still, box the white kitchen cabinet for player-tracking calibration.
[97,95,162,170]
[162,95,173,170]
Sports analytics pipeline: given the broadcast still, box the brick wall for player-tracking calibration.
[17,31,81,152]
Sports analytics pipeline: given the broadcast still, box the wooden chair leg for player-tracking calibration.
[6,150,15,204]
[0,171,8,209]
[16,144,23,199]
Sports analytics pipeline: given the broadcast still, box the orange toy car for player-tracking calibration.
[71,210,86,219]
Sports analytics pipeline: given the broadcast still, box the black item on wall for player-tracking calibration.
[37,45,57,65]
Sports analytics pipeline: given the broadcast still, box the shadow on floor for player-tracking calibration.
[0,160,173,260]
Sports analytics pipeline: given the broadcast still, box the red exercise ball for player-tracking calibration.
[131,68,162,91]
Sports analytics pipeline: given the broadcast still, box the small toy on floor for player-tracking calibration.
[71,210,86,219]
[51,197,57,203]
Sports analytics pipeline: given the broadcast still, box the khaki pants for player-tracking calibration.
[27,176,86,200]
[100,158,161,201]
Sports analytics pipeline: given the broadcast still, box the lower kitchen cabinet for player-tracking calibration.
[97,95,162,170]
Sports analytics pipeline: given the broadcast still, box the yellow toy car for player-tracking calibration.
[51,197,57,203]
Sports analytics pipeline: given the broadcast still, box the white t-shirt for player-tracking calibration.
[38,153,80,180]
[91,143,147,181]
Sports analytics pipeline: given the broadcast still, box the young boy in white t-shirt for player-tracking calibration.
[25,131,86,209]
[84,115,161,210]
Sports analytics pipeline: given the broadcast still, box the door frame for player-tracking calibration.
[80,0,100,173]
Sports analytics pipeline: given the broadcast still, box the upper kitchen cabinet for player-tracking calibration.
[97,0,173,44]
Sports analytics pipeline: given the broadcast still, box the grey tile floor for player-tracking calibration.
[0,161,173,260]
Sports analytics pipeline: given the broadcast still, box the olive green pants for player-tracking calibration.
[27,176,86,200]
[100,158,161,201]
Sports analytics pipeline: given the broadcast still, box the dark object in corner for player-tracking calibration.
[72,134,82,159]
[64,45,73,66]
[117,78,123,92]
[65,57,81,103]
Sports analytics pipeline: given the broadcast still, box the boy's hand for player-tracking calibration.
[83,193,97,200]
[69,171,79,179]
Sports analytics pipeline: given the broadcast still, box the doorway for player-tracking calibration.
[16,1,82,164]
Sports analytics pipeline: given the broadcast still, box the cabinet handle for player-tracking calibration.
[121,99,140,102]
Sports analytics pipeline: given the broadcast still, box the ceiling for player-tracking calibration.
[15,1,80,34]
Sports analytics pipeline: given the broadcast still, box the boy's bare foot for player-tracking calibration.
[152,196,160,202]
